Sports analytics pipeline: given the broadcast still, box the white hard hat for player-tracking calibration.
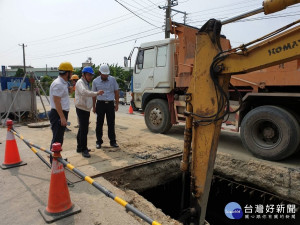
[99,64,110,75]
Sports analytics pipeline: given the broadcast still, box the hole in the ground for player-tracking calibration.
[138,175,300,225]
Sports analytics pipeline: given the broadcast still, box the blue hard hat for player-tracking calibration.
[82,66,94,75]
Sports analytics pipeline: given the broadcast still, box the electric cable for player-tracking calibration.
[121,0,164,19]
[27,3,162,45]
[190,10,299,25]
[188,3,258,18]
[189,0,258,14]
[114,0,160,28]
[27,31,162,60]
[27,28,160,59]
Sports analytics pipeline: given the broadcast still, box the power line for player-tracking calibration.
[114,0,160,28]
[123,0,164,18]
[27,2,161,45]
[117,0,163,24]
[235,13,300,22]
[189,0,257,14]
[28,25,159,55]
[191,12,300,27]
[188,3,259,20]
[188,2,300,23]
[26,14,131,44]
[28,28,160,59]
[179,0,191,3]
[28,15,136,46]
[147,0,161,7]
[27,31,163,60]
[0,46,19,58]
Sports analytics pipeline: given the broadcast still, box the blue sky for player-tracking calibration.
[0,0,299,68]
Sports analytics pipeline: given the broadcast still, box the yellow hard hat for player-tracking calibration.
[58,62,73,71]
[71,75,79,80]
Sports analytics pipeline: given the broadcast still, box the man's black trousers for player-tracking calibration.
[96,101,116,145]
[49,108,69,163]
[76,107,90,151]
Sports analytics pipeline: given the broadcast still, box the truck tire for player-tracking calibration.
[144,99,172,134]
[240,105,300,161]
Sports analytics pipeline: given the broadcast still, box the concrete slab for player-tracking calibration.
[27,121,50,128]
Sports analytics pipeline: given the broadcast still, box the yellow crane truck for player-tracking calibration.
[128,0,300,161]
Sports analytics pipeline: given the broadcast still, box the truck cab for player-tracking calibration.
[132,38,175,110]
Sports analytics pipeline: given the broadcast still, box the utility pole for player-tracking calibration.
[19,43,27,75]
[165,0,171,38]
[159,0,180,38]
[19,43,36,121]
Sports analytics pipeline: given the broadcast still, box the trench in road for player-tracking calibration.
[67,153,300,225]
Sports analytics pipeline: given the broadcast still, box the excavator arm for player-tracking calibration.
[181,0,300,224]
[218,23,300,75]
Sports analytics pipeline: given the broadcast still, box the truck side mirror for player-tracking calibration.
[124,57,128,68]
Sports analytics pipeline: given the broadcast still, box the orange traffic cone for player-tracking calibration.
[129,105,133,114]
[1,120,27,169]
[39,143,81,223]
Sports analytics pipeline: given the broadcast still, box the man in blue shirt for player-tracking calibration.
[92,64,119,148]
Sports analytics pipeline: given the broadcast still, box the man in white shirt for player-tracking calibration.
[75,66,103,158]
[92,64,119,149]
[49,62,73,163]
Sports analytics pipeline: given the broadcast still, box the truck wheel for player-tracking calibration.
[144,99,172,134]
[240,106,300,161]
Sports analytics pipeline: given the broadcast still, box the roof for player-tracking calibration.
[8,65,34,69]
[140,38,175,49]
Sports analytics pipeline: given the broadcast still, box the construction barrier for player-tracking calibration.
[10,129,75,187]
[10,127,162,225]
[0,120,27,169]
[38,143,81,223]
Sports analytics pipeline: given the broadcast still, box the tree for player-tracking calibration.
[41,75,53,83]
[108,64,131,91]
[15,68,24,77]
[40,75,53,96]
[73,68,82,77]
[86,63,130,91]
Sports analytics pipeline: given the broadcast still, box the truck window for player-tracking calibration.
[143,48,155,68]
[156,45,167,67]
[135,50,143,73]
[135,48,154,73]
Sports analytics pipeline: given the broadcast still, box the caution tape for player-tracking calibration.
[10,128,161,225]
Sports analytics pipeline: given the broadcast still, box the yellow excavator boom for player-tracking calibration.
[182,1,300,224]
